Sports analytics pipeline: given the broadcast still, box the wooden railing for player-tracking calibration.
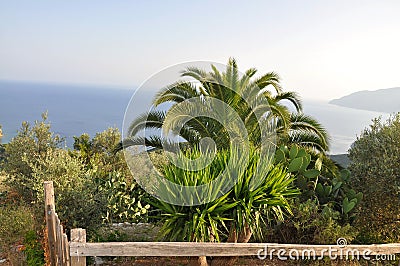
[69,241,400,257]
[43,181,400,266]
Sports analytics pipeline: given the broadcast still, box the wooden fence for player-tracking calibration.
[44,181,70,266]
[43,181,400,266]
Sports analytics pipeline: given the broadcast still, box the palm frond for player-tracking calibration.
[288,131,329,153]
[239,67,257,89]
[182,67,214,94]
[268,100,291,130]
[290,113,330,151]
[153,82,199,106]
[273,91,303,112]
[127,110,166,136]
[210,64,223,84]
[252,71,282,93]
[224,57,239,92]
[113,135,165,152]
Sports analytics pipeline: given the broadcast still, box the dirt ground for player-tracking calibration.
[98,256,366,266]
[100,257,289,265]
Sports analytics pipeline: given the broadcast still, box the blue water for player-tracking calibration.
[0,80,134,146]
[0,80,390,154]
[302,100,389,154]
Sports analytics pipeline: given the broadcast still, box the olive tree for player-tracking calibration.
[349,114,400,243]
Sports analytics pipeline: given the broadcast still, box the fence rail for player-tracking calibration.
[43,181,400,266]
[69,241,400,257]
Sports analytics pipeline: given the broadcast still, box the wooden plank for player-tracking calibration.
[56,216,63,265]
[44,181,58,266]
[59,223,65,266]
[70,229,86,266]
[63,234,70,266]
[69,242,400,257]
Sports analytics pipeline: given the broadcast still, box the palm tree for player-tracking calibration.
[118,59,331,266]
[118,58,329,154]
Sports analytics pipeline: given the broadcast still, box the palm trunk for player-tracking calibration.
[211,223,252,266]
[238,223,252,243]
[189,256,208,266]
[189,229,214,266]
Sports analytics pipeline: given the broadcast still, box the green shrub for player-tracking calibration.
[98,171,150,224]
[2,114,104,231]
[0,205,43,265]
[266,145,360,244]
[0,115,159,266]
[3,113,63,202]
[0,144,5,166]
[16,146,106,231]
[265,199,358,244]
[2,115,151,233]
[349,114,400,243]
[74,129,153,225]
[24,230,45,266]
[73,128,132,178]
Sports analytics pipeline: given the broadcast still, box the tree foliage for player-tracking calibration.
[349,114,400,243]
[1,114,150,232]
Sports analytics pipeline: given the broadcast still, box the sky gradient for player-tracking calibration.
[1,0,399,100]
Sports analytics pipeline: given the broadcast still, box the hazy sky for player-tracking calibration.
[1,0,399,100]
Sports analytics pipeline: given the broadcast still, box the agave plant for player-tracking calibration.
[147,147,298,266]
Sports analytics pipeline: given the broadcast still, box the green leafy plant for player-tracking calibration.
[266,145,361,244]
[24,230,45,266]
[266,199,358,245]
[0,115,166,266]
[349,114,400,243]
[148,147,298,266]
[98,171,151,224]
[3,113,63,202]
[275,145,362,219]
[0,205,39,265]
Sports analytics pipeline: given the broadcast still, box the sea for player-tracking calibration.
[0,80,390,155]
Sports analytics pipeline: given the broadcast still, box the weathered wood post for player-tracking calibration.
[55,214,64,265]
[44,181,58,265]
[70,228,86,266]
[62,234,70,266]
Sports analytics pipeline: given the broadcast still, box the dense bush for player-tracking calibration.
[265,199,357,244]
[3,113,63,202]
[0,144,5,165]
[73,128,131,177]
[349,114,400,243]
[2,114,105,231]
[264,145,360,244]
[98,171,150,224]
[1,114,150,233]
[0,204,44,265]
[73,129,153,224]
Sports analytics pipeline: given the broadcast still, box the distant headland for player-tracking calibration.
[329,87,400,113]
